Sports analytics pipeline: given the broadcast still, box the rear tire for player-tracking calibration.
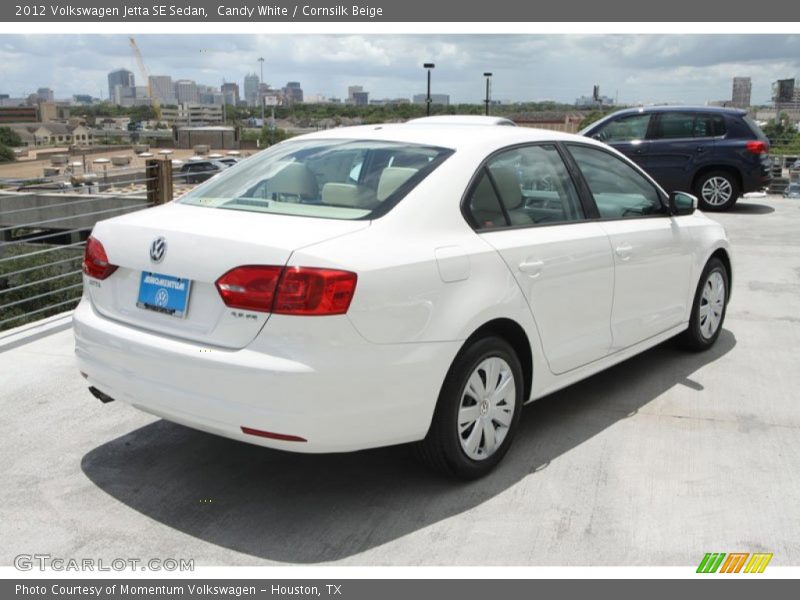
[694,170,740,212]
[678,257,729,351]
[416,336,524,479]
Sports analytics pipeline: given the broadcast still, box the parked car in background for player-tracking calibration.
[15,181,72,193]
[784,182,800,198]
[75,121,732,479]
[179,159,228,184]
[217,157,239,167]
[581,106,771,211]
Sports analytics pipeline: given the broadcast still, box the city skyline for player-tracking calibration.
[1,34,800,105]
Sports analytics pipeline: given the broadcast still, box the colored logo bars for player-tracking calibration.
[697,552,773,573]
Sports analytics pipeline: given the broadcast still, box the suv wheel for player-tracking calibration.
[694,171,740,211]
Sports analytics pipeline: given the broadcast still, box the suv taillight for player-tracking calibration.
[82,236,118,280]
[215,266,357,316]
[746,140,768,154]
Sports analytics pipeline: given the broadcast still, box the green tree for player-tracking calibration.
[0,143,15,162]
[762,112,799,153]
[0,126,23,147]
[0,244,84,331]
[258,127,294,147]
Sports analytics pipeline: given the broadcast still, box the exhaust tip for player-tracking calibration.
[89,386,115,404]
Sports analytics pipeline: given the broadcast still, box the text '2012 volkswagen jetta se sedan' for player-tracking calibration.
[74,119,732,478]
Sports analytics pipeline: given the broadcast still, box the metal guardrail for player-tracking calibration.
[0,162,174,331]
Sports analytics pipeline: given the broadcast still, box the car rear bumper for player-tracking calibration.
[740,160,772,194]
[73,297,461,453]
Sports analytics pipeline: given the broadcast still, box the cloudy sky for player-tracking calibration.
[1,34,799,105]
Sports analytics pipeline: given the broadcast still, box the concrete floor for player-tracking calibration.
[1,195,799,566]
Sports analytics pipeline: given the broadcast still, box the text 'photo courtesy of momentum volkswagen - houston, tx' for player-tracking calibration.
[74,117,731,479]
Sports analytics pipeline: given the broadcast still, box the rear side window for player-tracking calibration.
[179,139,453,220]
[466,144,585,230]
[568,145,664,219]
[710,116,727,136]
[653,112,726,139]
[692,114,726,137]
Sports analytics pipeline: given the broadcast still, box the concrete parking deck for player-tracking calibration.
[1,195,799,566]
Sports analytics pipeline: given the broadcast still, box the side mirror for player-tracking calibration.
[669,191,697,216]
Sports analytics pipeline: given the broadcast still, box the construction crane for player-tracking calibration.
[128,37,161,121]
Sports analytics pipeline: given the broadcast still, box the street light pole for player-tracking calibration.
[258,57,265,123]
[424,63,435,116]
[483,72,493,116]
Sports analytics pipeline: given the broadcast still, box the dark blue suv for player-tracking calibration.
[581,106,771,211]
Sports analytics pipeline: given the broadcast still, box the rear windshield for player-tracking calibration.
[178,139,453,220]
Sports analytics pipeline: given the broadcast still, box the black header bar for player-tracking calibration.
[3,0,798,22]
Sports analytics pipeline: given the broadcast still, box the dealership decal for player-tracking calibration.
[696,552,773,573]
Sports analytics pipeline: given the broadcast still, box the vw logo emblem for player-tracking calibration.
[155,288,169,307]
[150,237,167,263]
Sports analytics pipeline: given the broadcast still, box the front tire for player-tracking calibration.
[694,171,740,211]
[678,257,729,351]
[416,336,524,479]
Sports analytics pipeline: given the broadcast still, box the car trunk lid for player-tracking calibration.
[86,202,369,349]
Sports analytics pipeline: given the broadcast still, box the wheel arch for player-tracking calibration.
[460,317,534,404]
[708,247,733,302]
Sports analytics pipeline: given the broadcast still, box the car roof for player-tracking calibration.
[290,122,603,153]
[601,105,747,118]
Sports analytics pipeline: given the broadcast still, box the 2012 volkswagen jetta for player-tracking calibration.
[74,119,732,478]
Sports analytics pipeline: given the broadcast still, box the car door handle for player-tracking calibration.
[518,259,544,277]
[614,244,633,261]
[696,147,706,153]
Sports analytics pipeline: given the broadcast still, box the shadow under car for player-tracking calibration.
[81,330,736,563]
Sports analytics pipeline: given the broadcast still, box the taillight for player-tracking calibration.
[215,265,282,312]
[82,236,118,280]
[274,267,357,316]
[746,140,768,154]
[215,265,357,315]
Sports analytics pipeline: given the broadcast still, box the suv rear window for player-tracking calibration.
[179,139,453,220]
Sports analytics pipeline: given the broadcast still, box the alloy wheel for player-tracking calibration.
[701,177,733,206]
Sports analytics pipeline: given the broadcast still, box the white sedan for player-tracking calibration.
[74,119,731,478]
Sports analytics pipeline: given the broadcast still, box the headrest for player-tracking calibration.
[488,165,523,210]
[470,174,501,213]
[377,167,417,201]
[321,182,374,208]
[267,162,318,198]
